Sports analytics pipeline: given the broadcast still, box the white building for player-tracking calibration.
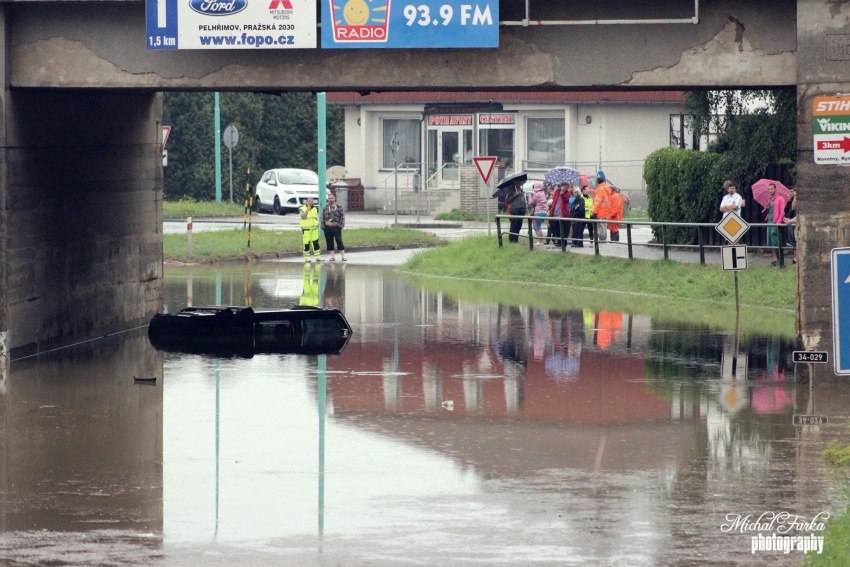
[327,91,688,213]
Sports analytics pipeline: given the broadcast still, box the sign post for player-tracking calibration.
[162,125,171,167]
[716,212,751,356]
[474,156,497,235]
[831,247,850,374]
[223,124,239,204]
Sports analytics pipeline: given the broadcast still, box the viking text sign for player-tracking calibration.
[321,0,498,48]
[813,96,850,164]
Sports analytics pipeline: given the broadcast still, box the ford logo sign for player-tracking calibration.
[189,0,247,16]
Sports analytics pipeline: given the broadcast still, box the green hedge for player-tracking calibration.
[645,147,725,244]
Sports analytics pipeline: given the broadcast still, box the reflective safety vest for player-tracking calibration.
[299,204,319,230]
[582,194,593,219]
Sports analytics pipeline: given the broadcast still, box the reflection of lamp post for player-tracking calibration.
[391,133,400,226]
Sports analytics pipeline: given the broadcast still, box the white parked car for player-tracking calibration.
[254,168,319,215]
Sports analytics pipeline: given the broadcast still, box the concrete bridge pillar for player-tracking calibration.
[0,89,163,357]
[796,0,850,380]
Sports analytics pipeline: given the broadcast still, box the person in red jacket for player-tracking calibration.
[547,182,572,247]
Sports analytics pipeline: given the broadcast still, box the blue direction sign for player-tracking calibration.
[146,0,179,49]
[831,248,850,374]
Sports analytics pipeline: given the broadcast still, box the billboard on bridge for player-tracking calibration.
[145,0,497,50]
[145,0,317,49]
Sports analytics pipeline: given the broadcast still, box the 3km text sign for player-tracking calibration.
[813,96,850,164]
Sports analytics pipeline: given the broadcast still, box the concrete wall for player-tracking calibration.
[795,0,850,380]
[3,91,163,355]
[7,2,796,90]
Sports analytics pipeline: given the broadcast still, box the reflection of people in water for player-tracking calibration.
[496,305,527,365]
[300,264,320,307]
[323,263,346,312]
[594,311,623,349]
[532,308,548,361]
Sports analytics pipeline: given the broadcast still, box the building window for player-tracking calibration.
[382,119,421,169]
[670,114,698,149]
[480,129,515,180]
[527,118,566,169]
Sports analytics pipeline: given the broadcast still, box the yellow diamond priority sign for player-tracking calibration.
[715,211,750,244]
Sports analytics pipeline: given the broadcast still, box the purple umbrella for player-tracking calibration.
[544,166,580,187]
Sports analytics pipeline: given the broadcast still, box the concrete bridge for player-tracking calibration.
[0,0,843,378]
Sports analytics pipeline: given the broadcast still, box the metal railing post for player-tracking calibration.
[527,216,534,251]
[698,227,705,265]
[496,216,503,248]
[778,225,785,267]
[662,225,669,260]
[627,223,633,260]
[593,219,600,255]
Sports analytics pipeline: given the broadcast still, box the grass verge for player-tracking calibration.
[163,227,443,263]
[164,199,246,218]
[803,489,850,566]
[400,236,796,313]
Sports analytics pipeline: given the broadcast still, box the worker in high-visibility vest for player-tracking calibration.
[300,263,320,307]
[299,198,321,262]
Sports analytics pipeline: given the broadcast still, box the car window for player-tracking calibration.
[278,170,319,185]
[263,171,276,185]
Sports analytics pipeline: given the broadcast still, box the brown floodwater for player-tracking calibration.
[0,261,848,566]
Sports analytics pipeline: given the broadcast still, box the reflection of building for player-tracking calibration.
[328,91,685,212]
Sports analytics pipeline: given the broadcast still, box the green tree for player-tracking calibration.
[684,89,797,192]
[163,92,345,202]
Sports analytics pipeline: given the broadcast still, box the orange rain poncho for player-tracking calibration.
[593,175,614,220]
[608,190,623,233]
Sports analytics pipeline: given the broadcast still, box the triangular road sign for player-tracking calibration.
[162,126,171,150]
[473,156,497,185]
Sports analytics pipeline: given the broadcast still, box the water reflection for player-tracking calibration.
[0,262,847,565]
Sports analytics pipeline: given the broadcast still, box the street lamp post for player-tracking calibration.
[391,133,400,226]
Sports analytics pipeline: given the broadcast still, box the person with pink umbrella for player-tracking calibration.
[762,182,787,266]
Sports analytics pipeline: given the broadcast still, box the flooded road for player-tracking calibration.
[1,261,849,566]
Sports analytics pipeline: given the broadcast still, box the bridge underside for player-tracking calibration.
[0,0,847,380]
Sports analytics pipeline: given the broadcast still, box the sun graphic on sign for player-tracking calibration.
[332,0,387,26]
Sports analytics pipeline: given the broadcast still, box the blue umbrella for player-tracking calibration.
[544,166,580,186]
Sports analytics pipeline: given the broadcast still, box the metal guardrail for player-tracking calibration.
[494,215,794,267]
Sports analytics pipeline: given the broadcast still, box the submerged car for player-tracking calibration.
[254,168,319,215]
[148,305,353,358]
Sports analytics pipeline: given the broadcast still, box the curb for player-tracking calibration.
[163,242,447,266]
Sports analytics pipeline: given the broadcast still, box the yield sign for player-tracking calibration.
[473,156,497,185]
[162,126,171,150]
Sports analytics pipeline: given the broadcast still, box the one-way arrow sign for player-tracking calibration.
[831,247,850,374]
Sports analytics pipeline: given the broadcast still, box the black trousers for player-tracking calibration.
[508,216,524,243]
[324,225,345,251]
[572,220,585,245]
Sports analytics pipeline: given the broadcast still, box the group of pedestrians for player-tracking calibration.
[719,179,798,266]
[510,170,625,248]
[298,194,347,262]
